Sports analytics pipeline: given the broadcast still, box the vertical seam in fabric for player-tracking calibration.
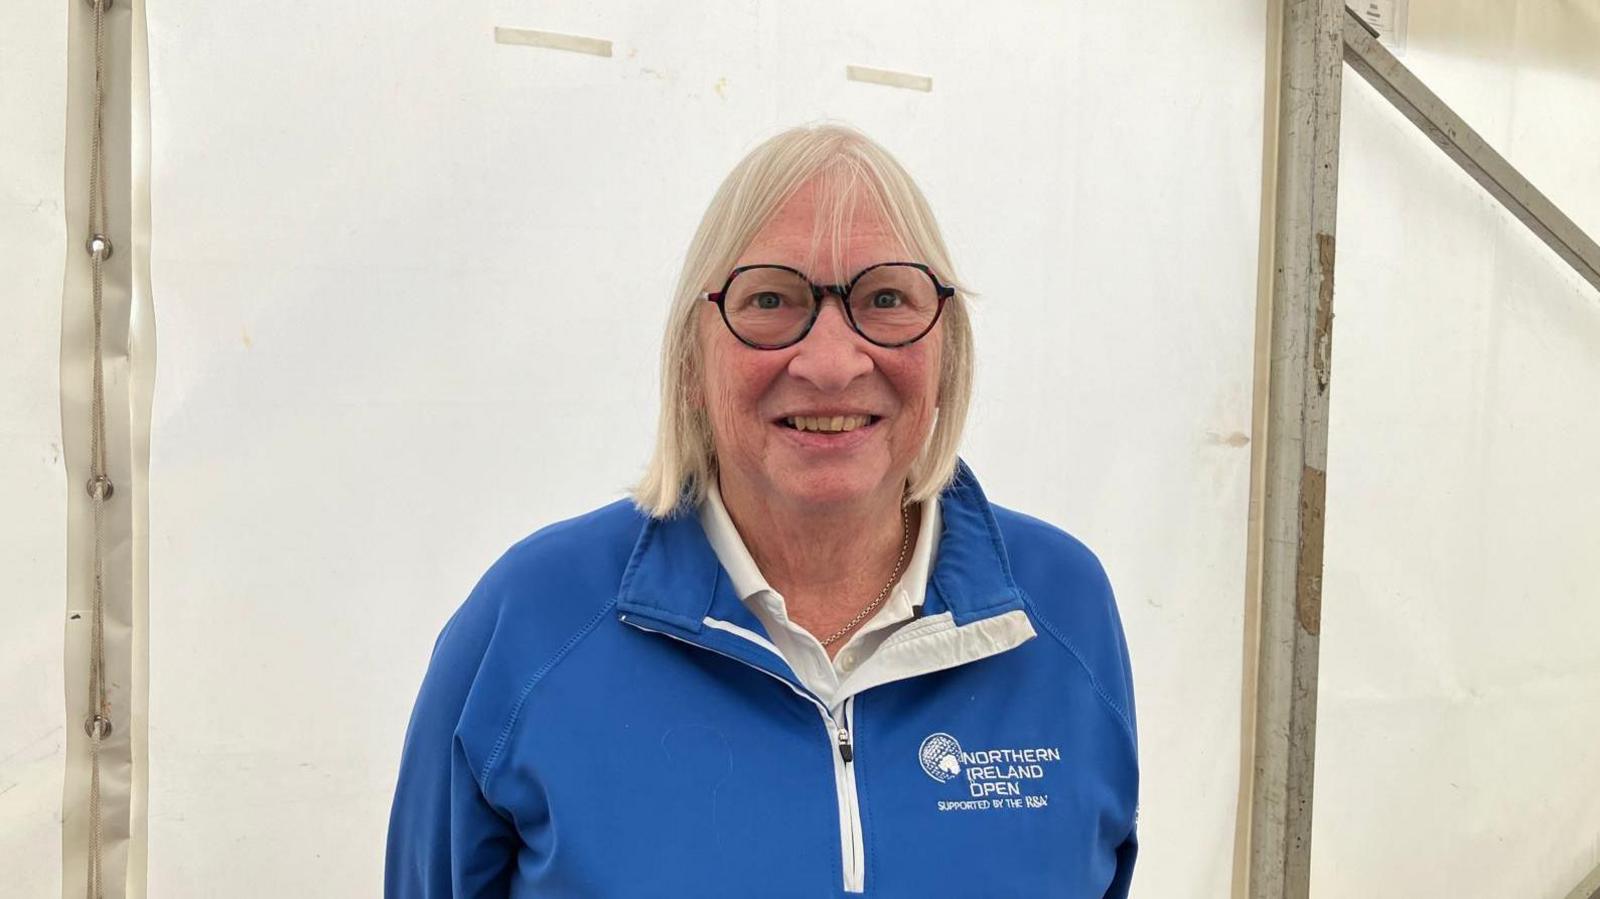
[478,598,618,786]
[1023,593,1138,755]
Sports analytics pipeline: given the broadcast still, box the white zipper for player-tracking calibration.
[830,695,865,893]
[620,615,866,894]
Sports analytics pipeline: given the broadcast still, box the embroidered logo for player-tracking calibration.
[918,731,1063,812]
[918,732,964,782]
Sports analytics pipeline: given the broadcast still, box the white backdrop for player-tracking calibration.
[7,0,1597,897]
[139,1,1263,895]
[2,3,69,896]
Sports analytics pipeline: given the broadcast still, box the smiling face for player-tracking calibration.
[697,179,944,515]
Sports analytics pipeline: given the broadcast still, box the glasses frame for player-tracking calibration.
[704,261,956,350]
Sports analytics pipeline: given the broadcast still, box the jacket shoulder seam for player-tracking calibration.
[1023,592,1137,754]
[477,597,617,786]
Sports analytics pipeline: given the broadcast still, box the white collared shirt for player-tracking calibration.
[699,481,941,710]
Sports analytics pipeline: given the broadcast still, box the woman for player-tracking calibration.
[386,123,1138,897]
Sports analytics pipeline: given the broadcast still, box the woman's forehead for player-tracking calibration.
[737,198,910,275]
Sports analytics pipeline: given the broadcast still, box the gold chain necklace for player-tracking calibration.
[819,503,913,648]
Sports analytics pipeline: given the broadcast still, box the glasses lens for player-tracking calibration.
[848,265,940,344]
[723,267,814,346]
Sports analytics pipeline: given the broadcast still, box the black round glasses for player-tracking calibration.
[704,261,956,350]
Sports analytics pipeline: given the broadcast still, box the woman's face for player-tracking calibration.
[698,181,943,513]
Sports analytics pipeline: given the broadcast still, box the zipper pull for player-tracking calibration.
[837,726,853,763]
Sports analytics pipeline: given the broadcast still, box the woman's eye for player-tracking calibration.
[871,291,902,309]
[753,292,784,310]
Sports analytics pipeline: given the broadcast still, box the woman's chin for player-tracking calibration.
[770,467,896,510]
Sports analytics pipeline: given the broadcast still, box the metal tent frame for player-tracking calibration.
[1239,3,1600,897]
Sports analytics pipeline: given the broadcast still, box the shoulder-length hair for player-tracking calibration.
[630,122,976,518]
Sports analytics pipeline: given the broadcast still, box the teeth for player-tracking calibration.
[785,415,872,433]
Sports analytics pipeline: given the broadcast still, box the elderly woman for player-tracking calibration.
[386,124,1138,897]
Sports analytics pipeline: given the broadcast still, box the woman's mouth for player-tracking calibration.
[779,414,879,433]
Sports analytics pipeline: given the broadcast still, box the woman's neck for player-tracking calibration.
[716,472,918,648]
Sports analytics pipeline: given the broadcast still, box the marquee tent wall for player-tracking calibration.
[3,1,1596,897]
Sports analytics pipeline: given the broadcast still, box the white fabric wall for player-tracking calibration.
[12,1,1591,896]
[1314,2,1600,896]
[1,4,68,897]
[141,1,1264,895]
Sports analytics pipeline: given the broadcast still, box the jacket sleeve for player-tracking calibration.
[1103,828,1138,898]
[1105,568,1140,899]
[385,599,520,898]
[1096,552,1140,899]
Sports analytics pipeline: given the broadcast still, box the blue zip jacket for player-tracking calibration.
[386,461,1138,897]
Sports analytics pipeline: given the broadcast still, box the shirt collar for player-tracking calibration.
[697,481,773,603]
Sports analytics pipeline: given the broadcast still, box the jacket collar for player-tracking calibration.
[616,458,1025,632]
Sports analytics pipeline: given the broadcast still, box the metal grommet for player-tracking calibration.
[86,475,114,501]
[86,234,113,260]
[85,715,114,739]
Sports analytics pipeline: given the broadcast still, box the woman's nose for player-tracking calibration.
[786,295,873,391]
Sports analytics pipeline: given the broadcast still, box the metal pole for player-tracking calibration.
[1341,5,1600,292]
[1239,0,1345,894]
[1564,862,1600,899]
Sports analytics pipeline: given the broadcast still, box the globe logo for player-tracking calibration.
[918,732,963,783]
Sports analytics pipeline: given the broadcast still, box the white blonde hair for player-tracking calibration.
[630,122,976,518]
